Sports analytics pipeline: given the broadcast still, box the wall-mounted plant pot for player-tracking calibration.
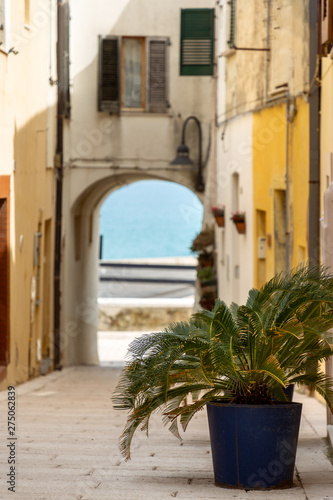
[199,258,214,268]
[215,216,225,228]
[201,283,217,294]
[235,221,246,234]
[199,295,216,311]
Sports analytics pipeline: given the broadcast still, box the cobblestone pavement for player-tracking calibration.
[0,366,332,500]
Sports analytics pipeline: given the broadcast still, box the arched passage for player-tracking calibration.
[61,169,204,366]
[100,180,203,260]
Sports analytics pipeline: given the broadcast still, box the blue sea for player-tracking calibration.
[100,180,203,259]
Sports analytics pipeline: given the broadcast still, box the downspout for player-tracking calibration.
[285,97,290,270]
[53,0,64,370]
[265,0,271,100]
[308,0,320,266]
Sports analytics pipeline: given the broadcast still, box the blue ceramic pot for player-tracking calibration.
[206,401,302,490]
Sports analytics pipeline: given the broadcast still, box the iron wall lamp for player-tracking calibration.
[170,116,205,192]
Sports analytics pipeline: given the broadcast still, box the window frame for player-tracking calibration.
[98,35,169,114]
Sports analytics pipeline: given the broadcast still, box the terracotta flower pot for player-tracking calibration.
[215,216,225,228]
[235,221,246,234]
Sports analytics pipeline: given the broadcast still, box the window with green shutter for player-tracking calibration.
[228,0,236,49]
[180,9,214,76]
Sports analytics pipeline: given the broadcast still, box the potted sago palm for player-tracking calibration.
[112,265,333,490]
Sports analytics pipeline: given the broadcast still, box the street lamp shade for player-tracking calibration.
[170,143,194,166]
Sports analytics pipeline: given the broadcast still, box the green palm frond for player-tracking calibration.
[113,264,333,459]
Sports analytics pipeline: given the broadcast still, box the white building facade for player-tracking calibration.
[60,0,216,365]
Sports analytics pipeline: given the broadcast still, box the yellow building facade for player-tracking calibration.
[0,0,57,389]
[215,0,310,305]
[253,98,309,289]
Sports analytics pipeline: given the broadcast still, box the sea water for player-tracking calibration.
[100,180,203,260]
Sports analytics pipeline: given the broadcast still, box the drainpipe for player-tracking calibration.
[265,0,271,101]
[308,0,320,266]
[53,0,64,370]
[285,97,290,271]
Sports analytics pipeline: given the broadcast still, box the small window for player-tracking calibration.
[180,9,214,76]
[0,0,11,53]
[98,36,169,113]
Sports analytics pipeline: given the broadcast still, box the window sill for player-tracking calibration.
[116,109,172,117]
[220,48,236,58]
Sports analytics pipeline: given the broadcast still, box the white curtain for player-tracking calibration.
[123,38,143,108]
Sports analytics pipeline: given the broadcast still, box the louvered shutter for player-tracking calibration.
[98,36,120,113]
[147,38,168,112]
[322,0,333,46]
[228,0,236,48]
[0,197,9,366]
[180,9,214,76]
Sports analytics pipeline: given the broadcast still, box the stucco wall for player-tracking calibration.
[217,0,309,122]
[0,0,57,389]
[61,0,216,365]
[252,97,309,287]
[215,113,254,305]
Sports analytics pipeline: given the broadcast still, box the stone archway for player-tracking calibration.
[60,167,203,366]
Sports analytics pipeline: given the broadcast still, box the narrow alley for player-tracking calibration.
[0,365,332,500]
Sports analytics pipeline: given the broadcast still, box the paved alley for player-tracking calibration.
[0,366,333,500]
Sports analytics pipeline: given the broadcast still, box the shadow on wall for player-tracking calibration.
[7,104,57,388]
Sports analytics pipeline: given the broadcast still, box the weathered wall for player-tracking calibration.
[61,0,216,365]
[214,0,309,305]
[0,0,57,389]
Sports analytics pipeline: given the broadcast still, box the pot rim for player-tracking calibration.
[206,400,302,408]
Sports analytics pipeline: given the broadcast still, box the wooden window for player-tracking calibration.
[0,177,10,366]
[98,36,168,113]
[180,9,214,76]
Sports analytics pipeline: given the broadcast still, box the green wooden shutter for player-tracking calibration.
[228,0,236,48]
[180,9,214,76]
[148,38,168,112]
[98,36,120,113]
